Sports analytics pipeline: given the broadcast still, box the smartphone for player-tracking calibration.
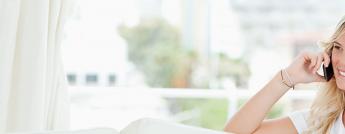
[322,61,334,81]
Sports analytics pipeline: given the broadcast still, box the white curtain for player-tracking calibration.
[0,0,70,133]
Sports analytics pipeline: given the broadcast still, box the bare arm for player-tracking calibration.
[224,52,330,134]
[224,72,294,134]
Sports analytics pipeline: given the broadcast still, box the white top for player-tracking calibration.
[288,110,345,134]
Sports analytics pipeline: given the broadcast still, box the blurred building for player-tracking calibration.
[62,0,146,87]
[230,0,345,48]
[63,0,246,88]
[59,0,345,129]
[62,0,345,90]
[228,0,345,112]
[228,0,345,90]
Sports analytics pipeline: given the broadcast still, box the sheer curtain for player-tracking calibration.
[0,0,70,132]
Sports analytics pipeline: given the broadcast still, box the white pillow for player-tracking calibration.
[6,128,120,134]
[120,118,228,134]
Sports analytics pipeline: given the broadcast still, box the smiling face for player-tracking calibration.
[332,31,345,90]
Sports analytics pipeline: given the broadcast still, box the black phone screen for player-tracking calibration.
[323,62,334,81]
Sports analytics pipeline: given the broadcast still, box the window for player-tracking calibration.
[86,74,98,85]
[62,0,345,131]
[108,74,117,86]
[67,74,77,85]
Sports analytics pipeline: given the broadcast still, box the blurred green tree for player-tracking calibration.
[118,17,258,130]
[118,18,197,88]
[216,53,250,88]
[118,18,250,88]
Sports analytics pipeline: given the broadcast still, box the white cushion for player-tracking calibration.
[6,119,229,134]
[6,128,119,134]
[120,118,228,134]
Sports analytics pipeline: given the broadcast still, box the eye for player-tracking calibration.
[334,45,342,50]
[332,42,344,52]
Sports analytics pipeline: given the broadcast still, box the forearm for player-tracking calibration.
[224,71,291,134]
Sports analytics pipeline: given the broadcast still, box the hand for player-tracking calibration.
[285,51,330,84]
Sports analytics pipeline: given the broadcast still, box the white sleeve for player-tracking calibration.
[288,109,310,134]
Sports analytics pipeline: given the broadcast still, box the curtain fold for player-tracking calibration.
[0,0,70,132]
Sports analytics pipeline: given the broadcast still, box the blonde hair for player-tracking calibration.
[304,16,345,134]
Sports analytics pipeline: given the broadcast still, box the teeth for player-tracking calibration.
[340,71,345,76]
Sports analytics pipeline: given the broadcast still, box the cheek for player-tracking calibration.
[332,55,340,65]
[331,56,339,74]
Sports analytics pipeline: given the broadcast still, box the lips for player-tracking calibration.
[337,67,345,77]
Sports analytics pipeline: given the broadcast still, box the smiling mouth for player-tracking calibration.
[340,71,345,77]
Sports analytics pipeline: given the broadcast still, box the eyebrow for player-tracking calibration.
[334,41,344,47]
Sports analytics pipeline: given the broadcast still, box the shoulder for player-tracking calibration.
[288,109,310,134]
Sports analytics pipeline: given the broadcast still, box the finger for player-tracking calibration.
[323,52,331,67]
[303,52,311,62]
[313,54,323,73]
[309,55,317,70]
[314,73,327,82]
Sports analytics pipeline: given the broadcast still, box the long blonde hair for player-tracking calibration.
[304,16,345,134]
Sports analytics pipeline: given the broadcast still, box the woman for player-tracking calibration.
[224,16,345,134]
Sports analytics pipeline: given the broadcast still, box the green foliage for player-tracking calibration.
[216,53,251,88]
[170,99,228,130]
[118,18,196,87]
[171,98,285,130]
[118,17,250,88]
